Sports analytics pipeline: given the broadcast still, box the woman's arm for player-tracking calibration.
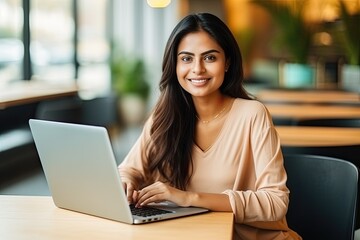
[134,181,232,211]
[224,103,289,224]
[187,192,232,211]
[118,117,153,203]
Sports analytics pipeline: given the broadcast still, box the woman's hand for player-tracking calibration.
[132,181,232,212]
[122,181,139,204]
[135,181,191,208]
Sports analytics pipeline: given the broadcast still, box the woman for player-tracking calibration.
[119,13,301,239]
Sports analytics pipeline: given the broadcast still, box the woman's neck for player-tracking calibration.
[193,94,230,121]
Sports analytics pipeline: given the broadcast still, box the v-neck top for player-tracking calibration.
[119,98,301,240]
[193,100,233,154]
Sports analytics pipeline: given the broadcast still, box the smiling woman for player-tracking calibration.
[176,31,227,101]
[118,13,301,240]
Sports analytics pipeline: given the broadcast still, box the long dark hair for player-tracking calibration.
[145,13,251,190]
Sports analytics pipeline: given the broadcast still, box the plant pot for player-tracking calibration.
[283,63,315,89]
[341,64,360,93]
[118,94,147,126]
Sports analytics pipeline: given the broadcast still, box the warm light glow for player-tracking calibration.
[147,0,171,8]
[314,32,333,46]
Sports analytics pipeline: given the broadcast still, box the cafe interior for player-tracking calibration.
[0,0,359,239]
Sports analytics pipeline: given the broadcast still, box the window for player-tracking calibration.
[0,0,112,98]
[31,0,75,83]
[77,0,111,98]
[0,0,178,100]
[0,0,23,85]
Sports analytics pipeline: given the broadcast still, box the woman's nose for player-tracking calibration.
[192,59,205,74]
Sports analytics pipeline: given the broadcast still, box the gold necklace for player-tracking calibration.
[196,106,227,124]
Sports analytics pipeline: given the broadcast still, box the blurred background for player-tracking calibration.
[1,0,359,98]
[0,0,359,196]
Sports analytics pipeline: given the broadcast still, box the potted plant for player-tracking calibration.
[336,0,360,92]
[251,0,315,88]
[111,56,150,126]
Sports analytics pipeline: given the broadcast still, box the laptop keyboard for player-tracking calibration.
[130,204,173,217]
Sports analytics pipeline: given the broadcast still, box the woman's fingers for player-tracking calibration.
[133,181,190,207]
[135,182,173,207]
[136,188,164,207]
[123,182,137,204]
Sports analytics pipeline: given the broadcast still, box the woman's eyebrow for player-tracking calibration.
[177,49,220,56]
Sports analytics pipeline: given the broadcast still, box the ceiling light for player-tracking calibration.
[147,0,171,8]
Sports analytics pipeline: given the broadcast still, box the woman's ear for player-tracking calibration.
[225,60,230,72]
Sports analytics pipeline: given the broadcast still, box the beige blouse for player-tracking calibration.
[119,98,301,240]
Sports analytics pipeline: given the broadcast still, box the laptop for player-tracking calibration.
[29,119,208,224]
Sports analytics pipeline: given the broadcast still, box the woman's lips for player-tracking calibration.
[188,78,211,86]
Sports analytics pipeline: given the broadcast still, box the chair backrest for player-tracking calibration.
[284,154,358,240]
[81,94,119,127]
[36,94,119,128]
[35,97,83,124]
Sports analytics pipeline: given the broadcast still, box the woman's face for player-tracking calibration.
[176,31,228,99]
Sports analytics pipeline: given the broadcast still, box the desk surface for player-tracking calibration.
[267,104,360,120]
[0,195,234,240]
[276,126,360,147]
[257,89,360,104]
[0,81,78,109]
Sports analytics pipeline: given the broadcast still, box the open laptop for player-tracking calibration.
[29,119,208,224]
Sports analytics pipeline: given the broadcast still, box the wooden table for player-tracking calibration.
[257,89,360,104]
[0,195,234,240]
[267,104,360,121]
[276,126,360,147]
[0,81,78,109]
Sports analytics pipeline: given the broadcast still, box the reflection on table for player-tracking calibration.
[276,125,360,169]
[275,126,360,147]
[0,80,78,109]
[267,104,360,121]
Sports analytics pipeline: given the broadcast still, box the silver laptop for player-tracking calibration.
[29,119,208,224]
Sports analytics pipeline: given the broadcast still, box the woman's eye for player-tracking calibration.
[181,56,192,62]
[204,55,216,62]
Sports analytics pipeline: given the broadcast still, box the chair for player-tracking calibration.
[81,94,119,127]
[282,144,360,230]
[81,94,120,139]
[35,97,83,124]
[36,94,119,129]
[284,154,358,240]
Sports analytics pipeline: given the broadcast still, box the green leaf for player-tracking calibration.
[251,0,312,64]
[111,57,150,100]
[337,0,360,65]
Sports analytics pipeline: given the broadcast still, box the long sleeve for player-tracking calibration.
[224,103,289,225]
[189,99,300,239]
[119,99,300,239]
[118,117,155,189]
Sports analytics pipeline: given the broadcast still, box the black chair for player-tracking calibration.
[35,97,83,124]
[284,154,358,240]
[282,144,360,230]
[36,94,119,128]
[81,94,119,127]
